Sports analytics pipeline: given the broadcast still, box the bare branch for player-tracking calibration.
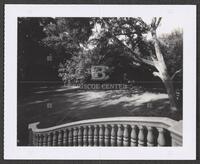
[171,69,182,80]
[140,58,155,67]
[151,17,157,28]
[153,71,162,79]
[158,39,169,48]
[156,17,162,28]
[151,17,162,31]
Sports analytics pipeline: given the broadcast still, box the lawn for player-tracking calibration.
[17,84,182,145]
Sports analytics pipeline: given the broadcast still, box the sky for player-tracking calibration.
[91,17,184,38]
[142,16,184,36]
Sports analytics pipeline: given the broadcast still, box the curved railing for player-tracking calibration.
[28,117,182,146]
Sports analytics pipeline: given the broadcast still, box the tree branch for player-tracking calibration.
[156,17,162,28]
[171,69,182,80]
[140,58,155,67]
[158,39,169,48]
[113,33,155,67]
[153,71,162,79]
[102,18,155,67]
[151,17,162,30]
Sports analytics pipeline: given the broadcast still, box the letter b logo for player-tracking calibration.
[91,66,109,81]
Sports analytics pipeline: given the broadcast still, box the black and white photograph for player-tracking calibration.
[4,5,196,160]
[18,16,183,147]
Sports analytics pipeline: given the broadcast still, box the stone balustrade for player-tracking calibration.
[28,117,182,146]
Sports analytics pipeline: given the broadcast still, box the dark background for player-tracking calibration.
[1,0,199,163]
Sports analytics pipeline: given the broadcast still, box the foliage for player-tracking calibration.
[54,17,152,84]
[58,50,93,84]
[159,30,183,77]
[40,18,183,87]
[41,18,94,58]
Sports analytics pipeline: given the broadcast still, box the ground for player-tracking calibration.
[17,84,182,145]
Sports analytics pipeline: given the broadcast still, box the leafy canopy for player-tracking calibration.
[40,17,182,84]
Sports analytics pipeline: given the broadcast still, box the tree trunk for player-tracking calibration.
[160,73,178,111]
[151,23,178,111]
[153,61,178,111]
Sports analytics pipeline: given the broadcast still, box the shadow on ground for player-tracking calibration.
[17,85,182,145]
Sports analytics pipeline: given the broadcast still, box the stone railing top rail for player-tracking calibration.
[29,117,182,136]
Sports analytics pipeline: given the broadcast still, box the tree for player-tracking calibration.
[41,18,95,84]
[89,17,181,111]
[41,17,182,112]
[148,18,179,111]
[158,29,183,108]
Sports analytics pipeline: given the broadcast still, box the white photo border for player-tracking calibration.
[4,4,196,160]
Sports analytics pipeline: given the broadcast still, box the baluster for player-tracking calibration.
[68,128,73,146]
[88,125,93,146]
[147,126,155,146]
[117,124,123,146]
[73,127,78,146]
[99,124,104,146]
[83,126,88,146]
[34,133,38,146]
[47,133,52,146]
[28,129,33,146]
[111,125,116,146]
[36,134,40,146]
[58,130,63,146]
[33,133,37,146]
[52,131,57,146]
[157,128,166,146]
[38,134,42,146]
[31,133,35,146]
[78,127,83,146]
[138,126,146,146]
[105,124,110,146]
[42,134,47,146]
[130,125,138,146]
[63,129,68,146]
[123,125,130,146]
[93,125,99,146]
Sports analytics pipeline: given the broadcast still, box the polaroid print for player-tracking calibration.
[4,5,196,160]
